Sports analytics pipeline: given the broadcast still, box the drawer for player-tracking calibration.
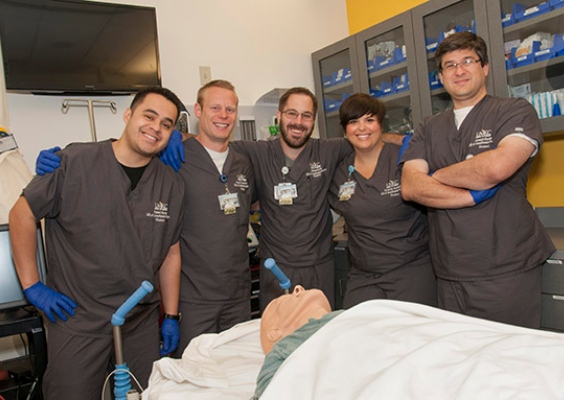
[541,293,564,331]
[542,258,564,294]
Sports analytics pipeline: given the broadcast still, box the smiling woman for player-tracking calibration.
[327,92,437,311]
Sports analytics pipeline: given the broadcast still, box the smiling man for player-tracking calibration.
[175,80,256,354]
[9,86,185,400]
[400,32,554,329]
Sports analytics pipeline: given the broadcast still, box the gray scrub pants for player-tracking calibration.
[437,265,542,329]
[42,311,159,400]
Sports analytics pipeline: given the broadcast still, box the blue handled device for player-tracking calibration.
[264,258,291,292]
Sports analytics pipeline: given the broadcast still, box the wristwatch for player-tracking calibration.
[163,313,182,322]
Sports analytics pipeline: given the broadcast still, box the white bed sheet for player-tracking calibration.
[142,319,264,400]
[262,300,564,400]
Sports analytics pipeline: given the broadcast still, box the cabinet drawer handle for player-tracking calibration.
[552,295,564,301]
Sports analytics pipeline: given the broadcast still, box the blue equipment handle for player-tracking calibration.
[111,281,154,326]
[264,258,291,291]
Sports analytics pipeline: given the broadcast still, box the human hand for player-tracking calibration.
[470,182,503,205]
[160,318,180,356]
[24,281,77,323]
[158,130,185,172]
[397,134,411,165]
[35,146,61,175]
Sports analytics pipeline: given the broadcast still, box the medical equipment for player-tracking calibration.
[264,258,291,294]
[101,280,154,400]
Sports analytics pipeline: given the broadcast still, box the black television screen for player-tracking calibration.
[0,0,161,95]
[0,223,47,312]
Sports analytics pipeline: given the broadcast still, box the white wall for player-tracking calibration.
[4,0,349,169]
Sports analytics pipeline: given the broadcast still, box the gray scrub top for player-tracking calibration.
[178,139,255,303]
[23,140,185,336]
[329,144,429,273]
[232,138,353,267]
[402,95,555,280]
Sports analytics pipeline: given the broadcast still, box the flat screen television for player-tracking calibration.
[0,0,161,95]
[0,223,47,312]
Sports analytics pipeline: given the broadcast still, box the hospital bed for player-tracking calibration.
[143,300,564,400]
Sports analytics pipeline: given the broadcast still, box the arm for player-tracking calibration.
[432,135,536,191]
[401,159,475,209]
[158,241,181,356]
[9,196,77,322]
[9,196,41,288]
[381,132,406,146]
[158,241,181,316]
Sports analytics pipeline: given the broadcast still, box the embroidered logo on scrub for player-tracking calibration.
[305,161,326,178]
[146,201,170,223]
[469,129,493,149]
[233,174,250,191]
[381,180,401,197]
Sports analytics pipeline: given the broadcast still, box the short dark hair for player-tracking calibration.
[434,32,488,72]
[339,93,386,130]
[197,79,238,107]
[130,86,184,123]
[279,87,318,116]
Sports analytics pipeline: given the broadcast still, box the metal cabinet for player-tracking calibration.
[355,11,421,134]
[312,0,564,137]
[412,0,491,118]
[487,0,564,134]
[312,36,362,139]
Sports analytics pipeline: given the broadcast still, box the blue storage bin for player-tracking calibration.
[510,42,539,67]
[393,73,409,93]
[324,98,339,112]
[323,75,334,88]
[372,56,386,71]
[367,59,375,72]
[333,68,346,84]
[380,81,394,96]
[425,37,438,53]
[378,57,395,70]
[505,57,515,70]
[429,72,442,90]
[514,2,550,22]
[370,89,384,98]
[393,46,406,64]
[551,0,564,9]
[343,68,352,82]
[502,12,515,27]
[535,47,553,62]
[553,33,564,56]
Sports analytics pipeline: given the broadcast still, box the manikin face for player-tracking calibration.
[122,93,177,158]
[277,94,316,149]
[345,113,382,152]
[260,285,331,353]
[438,48,489,109]
[194,86,238,145]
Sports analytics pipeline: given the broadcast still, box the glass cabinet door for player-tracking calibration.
[355,11,420,133]
[312,36,361,138]
[488,0,564,134]
[412,0,490,119]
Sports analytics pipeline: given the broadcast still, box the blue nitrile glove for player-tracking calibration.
[35,146,61,175]
[397,134,412,165]
[24,281,77,323]
[160,318,180,356]
[470,182,503,205]
[158,130,185,172]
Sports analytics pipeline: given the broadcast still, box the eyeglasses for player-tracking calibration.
[441,58,481,72]
[280,110,315,122]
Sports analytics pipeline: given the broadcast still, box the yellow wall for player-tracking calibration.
[346,0,564,207]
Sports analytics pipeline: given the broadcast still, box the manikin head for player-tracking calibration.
[260,285,332,354]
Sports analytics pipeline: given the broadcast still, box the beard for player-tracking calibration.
[279,122,314,149]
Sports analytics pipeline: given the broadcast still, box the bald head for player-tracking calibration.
[260,285,331,354]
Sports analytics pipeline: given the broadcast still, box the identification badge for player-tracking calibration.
[218,192,239,215]
[274,183,298,206]
[338,181,356,201]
